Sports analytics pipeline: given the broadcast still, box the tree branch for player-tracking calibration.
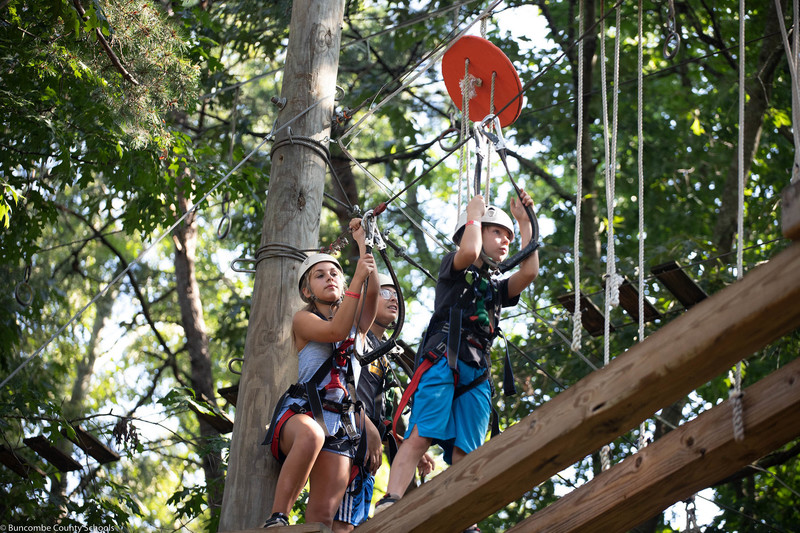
[506,148,573,202]
[71,0,140,86]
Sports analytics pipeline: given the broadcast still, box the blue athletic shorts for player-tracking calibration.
[405,356,491,464]
[333,469,375,526]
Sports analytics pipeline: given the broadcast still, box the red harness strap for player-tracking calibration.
[392,354,438,441]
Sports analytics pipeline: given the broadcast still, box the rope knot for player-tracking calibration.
[460,74,482,101]
[606,272,624,307]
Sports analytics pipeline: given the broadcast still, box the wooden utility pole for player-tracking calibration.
[219,1,346,530]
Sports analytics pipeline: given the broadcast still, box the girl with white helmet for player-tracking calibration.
[262,218,378,529]
[377,192,539,533]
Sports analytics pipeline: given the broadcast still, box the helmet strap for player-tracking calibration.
[478,248,500,276]
[375,319,396,330]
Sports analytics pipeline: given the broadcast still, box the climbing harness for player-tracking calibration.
[263,335,362,451]
[391,262,517,441]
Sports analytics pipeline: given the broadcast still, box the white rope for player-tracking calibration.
[773,0,800,182]
[458,58,470,211]
[731,0,746,443]
[571,0,585,353]
[600,3,624,367]
[637,0,648,449]
[597,2,624,474]
[600,445,611,471]
[486,71,497,203]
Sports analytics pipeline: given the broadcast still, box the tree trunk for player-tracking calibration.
[218,1,347,530]
[174,172,225,508]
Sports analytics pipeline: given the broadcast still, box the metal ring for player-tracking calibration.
[15,282,33,307]
[663,31,681,60]
[437,127,461,152]
[228,357,244,375]
[217,215,231,240]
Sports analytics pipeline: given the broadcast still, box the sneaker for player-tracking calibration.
[462,527,481,533]
[373,493,399,514]
[263,512,289,528]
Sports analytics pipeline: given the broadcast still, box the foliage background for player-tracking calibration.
[1,0,798,531]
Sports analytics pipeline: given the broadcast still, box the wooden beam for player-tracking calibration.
[783,180,800,240]
[23,436,82,472]
[355,242,800,533]
[0,445,45,478]
[556,291,613,337]
[651,261,708,308]
[62,426,120,464]
[506,356,800,532]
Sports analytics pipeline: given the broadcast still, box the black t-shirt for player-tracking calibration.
[356,331,389,427]
[422,250,519,367]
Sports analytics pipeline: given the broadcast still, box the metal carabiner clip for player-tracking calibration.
[361,210,385,252]
[477,114,506,152]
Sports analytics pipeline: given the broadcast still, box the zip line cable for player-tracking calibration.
[0,94,334,391]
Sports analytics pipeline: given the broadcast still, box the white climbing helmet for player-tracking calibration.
[453,204,515,243]
[377,273,395,288]
[297,253,344,298]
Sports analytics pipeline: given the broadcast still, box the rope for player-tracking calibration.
[730,0,747,443]
[486,70,496,203]
[458,58,474,211]
[597,1,624,474]
[0,94,334,391]
[571,0,585,352]
[637,0,648,449]
[600,445,611,471]
[773,0,800,183]
[600,3,624,369]
[336,139,456,252]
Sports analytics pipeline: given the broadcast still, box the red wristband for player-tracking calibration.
[344,290,361,299]
[466,220,481,227]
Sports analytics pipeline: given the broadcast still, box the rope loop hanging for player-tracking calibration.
[731,0,747,443]
[571,0,586,353]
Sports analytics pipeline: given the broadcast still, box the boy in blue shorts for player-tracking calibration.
[376,192,539,532]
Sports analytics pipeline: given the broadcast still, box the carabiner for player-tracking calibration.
[477,114,506,152]
[361,210,386,252]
